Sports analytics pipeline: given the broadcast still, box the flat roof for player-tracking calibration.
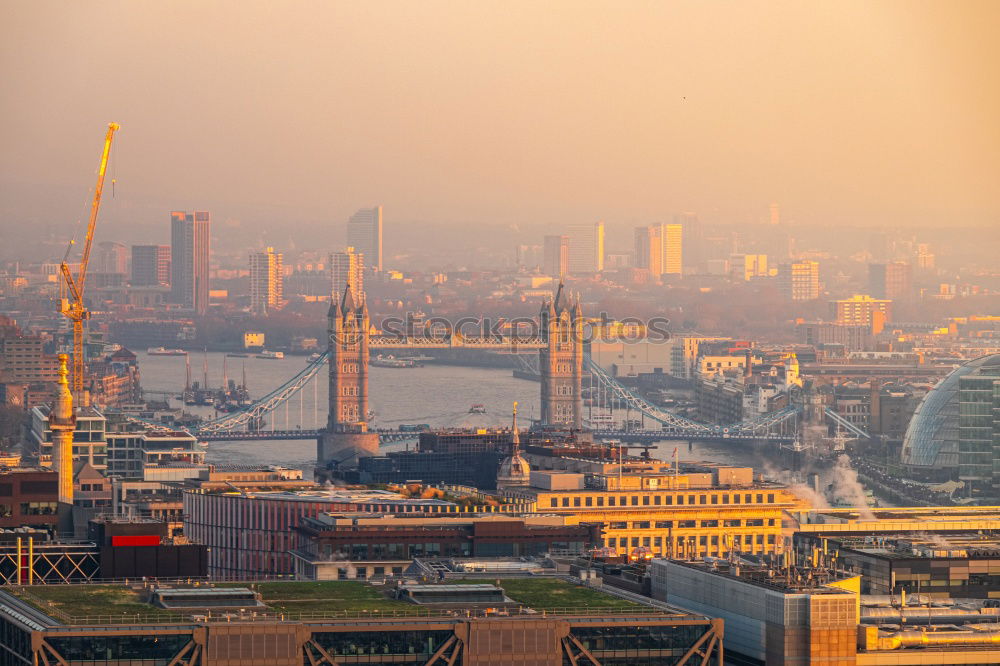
[8,578,667,624]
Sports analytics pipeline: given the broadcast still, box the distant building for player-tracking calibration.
[329,247,364,302]
[633,225,662,275]
[542,234,568,277]
[566,221,604,273]
[346,206,383,272]
[730,253,768,281]
[169,211,210,314]
[95,241,128,275]
[130,245,170,287]
[661,223,682,276]
[248,247,283,315]
[829,294,891,330]
[868,261,912,300]
[514,244,542,270]
[778,260,819,300]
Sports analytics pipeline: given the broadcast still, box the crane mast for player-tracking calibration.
[60,122,120,402]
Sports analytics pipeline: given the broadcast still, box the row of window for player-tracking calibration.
[548,491,778,509]
[608,533,777,548]
[606,518,773,530]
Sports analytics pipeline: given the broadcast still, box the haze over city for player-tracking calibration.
[2,0,999,261]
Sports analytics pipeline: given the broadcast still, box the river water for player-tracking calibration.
[136,351,757,476]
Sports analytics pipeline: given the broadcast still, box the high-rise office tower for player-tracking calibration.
[633,226,662,275]
[778,261,820,301]
[170,211,211,314]
[131,245,171,287]
[675,212,702,272]
[249,247,284,315]
[869,262,912,300]
[543,235,569,277]
[567,221,604,273]
[330,247,364,303]
[661,223,683,276]
[95,241,128,275]
[730,254,769,281]
[346,207,383,272]
[769,203,781,225]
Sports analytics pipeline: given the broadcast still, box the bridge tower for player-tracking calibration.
[317,285,379,472]
[539,282,583,428]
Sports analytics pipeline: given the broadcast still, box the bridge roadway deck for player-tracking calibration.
[195,428,794,444]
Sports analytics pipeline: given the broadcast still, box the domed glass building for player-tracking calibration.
[900,354,1000,482]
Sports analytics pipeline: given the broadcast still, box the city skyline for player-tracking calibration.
[1,1,998,254]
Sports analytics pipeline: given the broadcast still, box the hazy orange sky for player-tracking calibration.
[2,0,998,240]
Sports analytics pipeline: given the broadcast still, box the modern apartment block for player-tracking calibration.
[543,234,569,277]
[130,245,170,287]
[778,260,820,300]
[329,247,364,302]
[169,211,210,314]
[566,221,604,273]
[248,246,283,314]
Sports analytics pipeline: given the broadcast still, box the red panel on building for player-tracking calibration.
[111,535,160,547]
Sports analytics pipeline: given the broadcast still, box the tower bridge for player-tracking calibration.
[174,283,800,458]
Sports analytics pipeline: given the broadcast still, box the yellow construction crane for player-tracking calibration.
[59,122,120,401]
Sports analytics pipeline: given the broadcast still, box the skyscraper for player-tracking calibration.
[346,207,383,272]
[661,223,683,276]
[330,247,364,303]
[249,247,284,315]
[131,245,171,287]
[567,221,604,273]
[769,203,781,225]
[675,212,702,272]
[633,226,662,276]
[778,261,820,301]
[170,211,210,314]
[543,235,569,277]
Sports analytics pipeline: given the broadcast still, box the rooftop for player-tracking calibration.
[6,578,660,625]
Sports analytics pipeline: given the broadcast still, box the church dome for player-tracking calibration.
[497,453,531,488]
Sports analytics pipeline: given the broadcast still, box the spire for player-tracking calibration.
[511,401,520,452]
[341,282,356,314]
[553,279,565,312]
[327,291,341,319]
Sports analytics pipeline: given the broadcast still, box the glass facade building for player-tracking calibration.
[901,354,1000,485]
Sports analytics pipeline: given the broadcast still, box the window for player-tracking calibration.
[655,521,673,529]
[573,497,581,507]
[745,519,764,527]
[585,497,592,507]
[608,496,616,506]
[699,495,707,505]
[724,519,741,527]
[550,498,558,508]
[653,495,661,505]
[633,521,650,529]
[722,494,729,504]
[597,497,604,507]
[642,496,650,506]
[701,520,718,528]
[767,493,775,503]
[677,495,684,505]
[562,498,569,507]
[665,495,673,505]
[756,494,764,504]
[733,495,741,504]
[631,496,639,506]
[610,521,628,529]
[688,495,696,505]
[678,520,696,528]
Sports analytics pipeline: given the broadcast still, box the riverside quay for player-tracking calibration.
[0,578,723,665]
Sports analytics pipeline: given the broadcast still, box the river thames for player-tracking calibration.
[136,351,757,477]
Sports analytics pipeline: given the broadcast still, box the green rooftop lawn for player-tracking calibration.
[15,579,641,621]
[16,585,180,621]
[239,581,413,614]
[499,578,643,610]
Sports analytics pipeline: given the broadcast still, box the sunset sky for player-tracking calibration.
[2,0,998,245]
